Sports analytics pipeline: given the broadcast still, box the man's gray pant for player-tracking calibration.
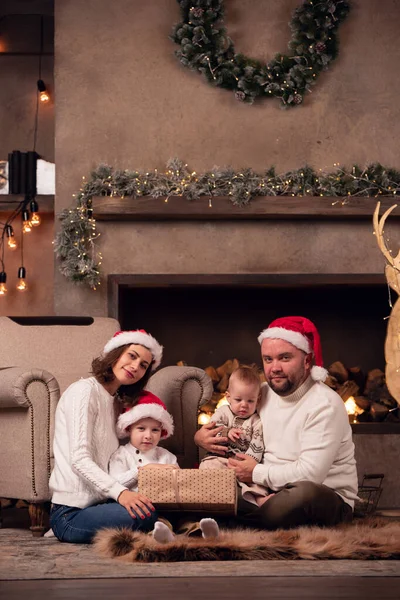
[237,481,353,529]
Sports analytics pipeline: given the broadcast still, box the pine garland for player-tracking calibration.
[170,0,350,106]
[55,159,400,288]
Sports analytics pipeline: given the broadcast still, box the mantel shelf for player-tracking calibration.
[92,195,399,221]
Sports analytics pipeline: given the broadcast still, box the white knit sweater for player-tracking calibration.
[109,444,179,491]
[49,377,127,508]
[252,377,359,508]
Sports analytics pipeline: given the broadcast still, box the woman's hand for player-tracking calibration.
[117,489,155,519]
[141,463,180,470]
[194,422,228,455]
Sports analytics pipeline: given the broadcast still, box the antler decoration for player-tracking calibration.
[373,202,400,405]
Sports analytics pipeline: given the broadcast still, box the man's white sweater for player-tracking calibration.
[49,377,127,508]
[252,377,359,508]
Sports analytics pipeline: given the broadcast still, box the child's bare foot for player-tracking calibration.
[256,493,275,507]
[199,518,219,539]
[152,521,175,543]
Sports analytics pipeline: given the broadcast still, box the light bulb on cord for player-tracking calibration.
[5,225,17,249]
[30,199,41,226]
[37,79,50,103]
[0,271,7,295]
[17,266,27,292]
[22,210,32,233]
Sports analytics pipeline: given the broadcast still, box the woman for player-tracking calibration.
[49,329,163,543]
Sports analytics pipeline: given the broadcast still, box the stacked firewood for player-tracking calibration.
[325,361,399,422]
[184,358,399,423]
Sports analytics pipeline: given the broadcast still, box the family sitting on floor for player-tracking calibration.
[48,316,359,544]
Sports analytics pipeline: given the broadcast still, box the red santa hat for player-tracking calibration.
[103,329,163,371]
[257,316,328,382]
[116,391,174,440]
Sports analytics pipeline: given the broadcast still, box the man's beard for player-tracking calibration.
[268,367,305,396]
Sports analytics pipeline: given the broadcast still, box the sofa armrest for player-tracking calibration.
[146,366,213,468]
[0,367,60,501]
[0,367,60,408]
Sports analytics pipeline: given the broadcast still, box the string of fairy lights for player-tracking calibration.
[54,159,400,290]
[0,13,50,296]
[0,196,41,295]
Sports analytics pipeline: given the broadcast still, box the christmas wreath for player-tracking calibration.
[171,0,350,106]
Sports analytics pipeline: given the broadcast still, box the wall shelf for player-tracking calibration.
[92,195,399,221]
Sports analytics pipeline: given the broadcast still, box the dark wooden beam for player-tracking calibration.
[92,195,399,220]
[0,195,54,213]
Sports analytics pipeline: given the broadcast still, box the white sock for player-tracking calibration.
[44,528,55,538]
[199,518,219,539]
[152,521,175,544]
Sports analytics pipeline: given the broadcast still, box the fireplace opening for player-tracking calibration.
[113,276,388,374]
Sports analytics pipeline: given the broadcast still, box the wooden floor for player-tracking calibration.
[1,577,400,600]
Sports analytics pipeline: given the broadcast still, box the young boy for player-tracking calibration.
[109,391,179,492]
[199,365,270,507]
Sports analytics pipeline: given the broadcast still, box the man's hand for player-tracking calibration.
[194,422,228,455]
[117,489,155,519]
[227,427,243,442]
[228,453,257,483]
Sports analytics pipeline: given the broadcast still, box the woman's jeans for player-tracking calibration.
[50,499,158,544]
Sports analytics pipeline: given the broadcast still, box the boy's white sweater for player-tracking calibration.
[109,444,178,491]
[49,377,126,508]
[252,377,359,508]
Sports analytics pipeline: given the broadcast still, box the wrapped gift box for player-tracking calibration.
[138,468,237,515]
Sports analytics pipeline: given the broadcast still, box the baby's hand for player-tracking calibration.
[228,428,243,442]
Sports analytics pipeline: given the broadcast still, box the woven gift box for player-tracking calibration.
[138,468,237,515]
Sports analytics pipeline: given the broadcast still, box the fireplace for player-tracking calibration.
[108,273,400,508]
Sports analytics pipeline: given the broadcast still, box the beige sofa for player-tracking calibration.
[0,317,213,536]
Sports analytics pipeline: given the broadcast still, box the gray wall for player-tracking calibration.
[54,0,400,315]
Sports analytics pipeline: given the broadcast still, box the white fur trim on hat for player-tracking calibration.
[311,365,329,382]
[116,404,174,440]
[258,327,311,355]
[103,330,163,370]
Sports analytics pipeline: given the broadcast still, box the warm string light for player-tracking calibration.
[0,271,7,295]
[55,161,400,287]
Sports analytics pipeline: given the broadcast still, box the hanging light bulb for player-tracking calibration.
[30,199,41,227]
[22,210,32,233]
[0,272,7,295]
[5,224,17,250]
[17,266,27,292]
[37,79,50,103]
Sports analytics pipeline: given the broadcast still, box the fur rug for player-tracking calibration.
[94,518,400,562]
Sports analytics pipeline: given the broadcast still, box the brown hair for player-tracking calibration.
[91,344,152,408]
[228,364,261,390]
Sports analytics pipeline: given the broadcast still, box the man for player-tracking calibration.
[195,316,359,529]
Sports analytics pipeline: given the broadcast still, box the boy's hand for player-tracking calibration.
[141,464,180,470]
[117,489,155,519]
[227,428,243,442]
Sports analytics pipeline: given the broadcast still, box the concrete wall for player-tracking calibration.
[54,0,400,316]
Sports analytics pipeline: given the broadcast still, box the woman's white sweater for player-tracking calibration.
[49,377,127,508]
[252,377,359,508]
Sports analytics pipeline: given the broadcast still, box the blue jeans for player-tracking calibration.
[50,499,158,544]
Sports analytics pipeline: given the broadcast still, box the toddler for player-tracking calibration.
[200,365,269,506]
[109,390,179,491]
